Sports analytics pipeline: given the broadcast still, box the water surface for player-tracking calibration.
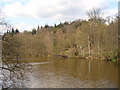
[25,58,118,88]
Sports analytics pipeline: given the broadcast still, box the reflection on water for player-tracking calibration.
[24,58,118,88]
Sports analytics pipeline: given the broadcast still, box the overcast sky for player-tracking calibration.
[0,0,118,32]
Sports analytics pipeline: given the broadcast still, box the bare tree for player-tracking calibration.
[86,8,102,21]
[0,9,30,89]
[86,8,104,56]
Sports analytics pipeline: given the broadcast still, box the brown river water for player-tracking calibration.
[22,58,118,88]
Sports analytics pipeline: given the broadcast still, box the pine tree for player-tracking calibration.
[37,25,40,30]
[15,29,19,34]
[11,28,15,34]
[32,28,36,35]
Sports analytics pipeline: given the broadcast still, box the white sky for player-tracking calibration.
[0,0,118,32]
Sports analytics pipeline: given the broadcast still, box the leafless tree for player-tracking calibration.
[0,9,30,89]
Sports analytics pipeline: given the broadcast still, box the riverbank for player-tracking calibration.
[3,54,119,63]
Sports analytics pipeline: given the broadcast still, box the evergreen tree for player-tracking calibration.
[37,25,40,30]
[15,29,19,34]
[45,24,49,28]
[54,24,57,28]
[32,28,36,35]
[11,28,15,34]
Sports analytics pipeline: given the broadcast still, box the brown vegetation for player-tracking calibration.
[1,8,119,60]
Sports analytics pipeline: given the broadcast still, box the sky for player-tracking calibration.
[0,0,118,32]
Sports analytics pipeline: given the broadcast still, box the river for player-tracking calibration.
[21,58,118,88]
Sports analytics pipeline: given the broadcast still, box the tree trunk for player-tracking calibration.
[88,35,91,56]
[97,40,100,55]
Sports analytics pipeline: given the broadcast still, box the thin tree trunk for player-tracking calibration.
[80,45,82,55]
[97,40,100,55]
[88,35,91,56]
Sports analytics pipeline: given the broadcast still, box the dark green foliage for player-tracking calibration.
[32,28,36,35]
[64,21,69,25]
[45,24,49,28]
[12,28,15,34]
[15,29,19,34]
[54,24,57,28]
[37,25,40,30]
[57,22,64,28]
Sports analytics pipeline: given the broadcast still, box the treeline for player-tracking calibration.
[2,9,119,60]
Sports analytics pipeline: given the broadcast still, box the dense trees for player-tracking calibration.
[2,9,119,60]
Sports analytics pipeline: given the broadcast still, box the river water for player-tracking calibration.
[22,58,118,88]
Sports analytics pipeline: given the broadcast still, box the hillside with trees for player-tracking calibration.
[2,8,119,61]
